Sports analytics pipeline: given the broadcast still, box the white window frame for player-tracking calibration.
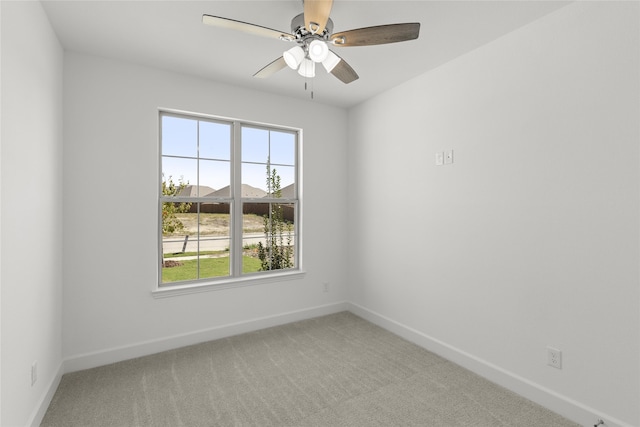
[154,109,304,298]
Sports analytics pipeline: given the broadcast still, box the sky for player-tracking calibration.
[161,114,296,194]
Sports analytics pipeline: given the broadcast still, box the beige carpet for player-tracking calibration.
[41,312,578,426]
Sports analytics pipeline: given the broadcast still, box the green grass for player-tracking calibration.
[162,256,263,283]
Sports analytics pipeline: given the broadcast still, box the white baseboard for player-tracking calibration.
[64,301,348,374]
[347,302,633,427]
[28,361,63,427]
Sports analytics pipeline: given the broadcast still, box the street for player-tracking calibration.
[162,233,266,254]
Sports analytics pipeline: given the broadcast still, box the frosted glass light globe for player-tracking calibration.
[283,46,305,70]
[298,58,316,77]
[308,40,329,63]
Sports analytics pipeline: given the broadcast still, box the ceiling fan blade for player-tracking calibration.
[329,54,359,84]
[331,23,420,47]
[304,0,333,35]
[253,57,288,79]
[203,15,294,41]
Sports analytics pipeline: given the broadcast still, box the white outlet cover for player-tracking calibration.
[445,150,454,164]
[435,152,444,166]
[547,347,562,369]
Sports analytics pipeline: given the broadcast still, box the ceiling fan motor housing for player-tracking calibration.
[291,13,333,42]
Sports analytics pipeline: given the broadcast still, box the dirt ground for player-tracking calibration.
[171,213,265,236]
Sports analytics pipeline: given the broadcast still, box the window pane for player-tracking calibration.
[243,202,295,273]
[162,157,197,193]
[161,201,193,236]
[162,116,197,157]
[242,127,269,163]
[240,204,264,274]
[268,165,295,196]
[200,121,231,160]
[162,247,198,284]
[242,162,269,193]
[199,159,230,196]
[270,131,295,165]
[198,203,231,279]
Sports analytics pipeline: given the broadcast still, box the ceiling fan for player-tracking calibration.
[202,0,420,84]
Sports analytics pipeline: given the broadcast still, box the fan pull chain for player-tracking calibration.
[304,80,314,100]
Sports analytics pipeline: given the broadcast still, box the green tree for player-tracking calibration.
[258,167,293,270]
[162,175,192,234]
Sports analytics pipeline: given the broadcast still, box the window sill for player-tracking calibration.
[151,270,306,299]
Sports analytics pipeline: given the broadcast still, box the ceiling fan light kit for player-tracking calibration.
[284,45,305,70]
[202,0,420,85]
[298,58,316,78]
[308,39,329,62]
[321,50,341,73]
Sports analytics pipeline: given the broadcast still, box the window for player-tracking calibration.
[159,111,300,290]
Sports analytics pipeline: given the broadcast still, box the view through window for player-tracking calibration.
[159,111,299,287]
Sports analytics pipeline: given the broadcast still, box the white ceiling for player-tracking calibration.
[41,0,569,108]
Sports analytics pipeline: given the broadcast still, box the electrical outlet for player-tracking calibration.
[435,152,444,166]
[323,282,330,293]
[547,347,562,369]
[31,361,38,386]
[445,150,454,164]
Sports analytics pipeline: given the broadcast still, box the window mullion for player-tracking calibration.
[196,121,201,279]
[231,122,243,276]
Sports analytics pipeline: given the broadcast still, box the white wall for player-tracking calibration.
[347,2,639,426]
[62,52,349,367]
[0,1,64,426]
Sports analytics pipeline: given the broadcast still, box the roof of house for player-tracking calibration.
[176,183,294,199]
[208,184,267,198]
[177,185,216,197]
